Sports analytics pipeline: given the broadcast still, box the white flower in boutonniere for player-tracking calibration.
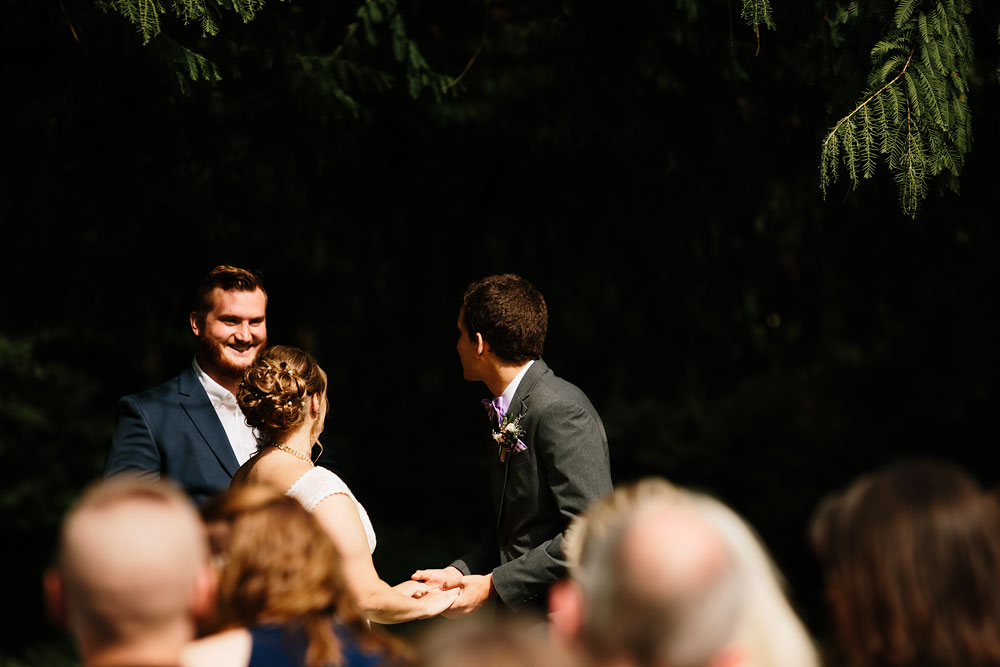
[493,413,528,463]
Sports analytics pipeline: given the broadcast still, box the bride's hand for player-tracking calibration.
[418,587,461,618]
[392,579,430,599]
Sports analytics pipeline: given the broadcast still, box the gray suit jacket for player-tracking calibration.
[451,359,613,611]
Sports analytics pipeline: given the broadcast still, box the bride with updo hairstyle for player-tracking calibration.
[233,345,458,624]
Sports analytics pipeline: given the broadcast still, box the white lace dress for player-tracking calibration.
[285,467,377,554]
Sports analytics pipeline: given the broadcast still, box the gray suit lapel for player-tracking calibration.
[177,367,241,477]
[493,359,548,526]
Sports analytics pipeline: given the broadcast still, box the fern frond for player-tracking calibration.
[860,104,878,178]
[821,0,973,217]
[894,0,920,27]
[875,54,907,83]
[741,0,775,32]
[97,0,165,44]
[913,63,947,128]
[923,31,945,72]
[875,91,893,155]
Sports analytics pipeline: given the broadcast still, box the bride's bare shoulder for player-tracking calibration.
[231,451,313,492]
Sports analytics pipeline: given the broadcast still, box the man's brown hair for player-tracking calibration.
[461,274,547,364]
[192,265,266,324]
[811,459,1000,667]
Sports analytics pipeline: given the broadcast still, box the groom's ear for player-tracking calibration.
[475,332,487,356]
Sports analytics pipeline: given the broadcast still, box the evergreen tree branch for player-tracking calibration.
[444,33,485,92]
[822,48,916,154]
[740,0,775,54]
[59,1,81,44]
[820,0,974,217]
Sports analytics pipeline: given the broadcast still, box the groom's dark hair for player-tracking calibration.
[462,274,547,364]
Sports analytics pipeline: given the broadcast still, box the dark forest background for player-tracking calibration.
[2,0,1000,662]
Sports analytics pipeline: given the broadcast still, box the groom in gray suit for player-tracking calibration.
[413,274,613,614]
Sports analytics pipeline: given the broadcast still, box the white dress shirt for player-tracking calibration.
[498,359,534,413]
[192,358,260,466]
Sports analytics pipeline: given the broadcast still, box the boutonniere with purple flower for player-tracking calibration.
[481,398,527,462]
[493,412,527,463]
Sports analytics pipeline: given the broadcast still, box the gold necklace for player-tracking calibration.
[272,443,313,463]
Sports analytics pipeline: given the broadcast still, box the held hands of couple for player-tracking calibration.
[411,567,495,617]
[392,579,461,618]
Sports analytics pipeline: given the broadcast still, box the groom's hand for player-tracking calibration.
[411,566,463,590]
[440,573,495,617]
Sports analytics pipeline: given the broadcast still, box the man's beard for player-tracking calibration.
[199,333,266,381]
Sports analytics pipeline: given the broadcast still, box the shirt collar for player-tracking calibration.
[498,359,534,410]
[192,357,238,409]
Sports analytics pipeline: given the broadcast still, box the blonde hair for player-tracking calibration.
[201,485,348,667]
[566,478,820,667]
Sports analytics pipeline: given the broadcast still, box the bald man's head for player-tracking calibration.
[48,477,210,660]
[575,495,743,667]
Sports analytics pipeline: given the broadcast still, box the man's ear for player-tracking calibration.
[190,312,202,337]
[43,568,67,628]
[548,579,584,645]
[190,563,218,625]
[475,332,487,356]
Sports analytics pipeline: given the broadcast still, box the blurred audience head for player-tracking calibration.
[811,458,1000,667]
[199,484,369,667]
[552,478,745,667]
[691,486,819,667]
[45,475,213,666]
[556,477,819,667]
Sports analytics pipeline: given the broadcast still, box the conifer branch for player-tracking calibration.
[60,1,81,44]
[822,48,916,153]
[444,34,485,92]
[820,0,973,217]
[740,0,775,50]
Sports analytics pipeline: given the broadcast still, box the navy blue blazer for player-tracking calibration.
[106,366,345,505]
[105,366,240,505]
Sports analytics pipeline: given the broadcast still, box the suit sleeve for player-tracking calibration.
[104,395,162,478]
[490,399,613,609]
[449,531,501,576]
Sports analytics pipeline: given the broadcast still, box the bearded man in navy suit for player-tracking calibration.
[105,265,270,504]
[413,274,613,615]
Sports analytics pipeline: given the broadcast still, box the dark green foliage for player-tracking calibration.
[742,0,776,37]
[820,0,974,217]
[96,0,450,107]
[5,0,1000,660]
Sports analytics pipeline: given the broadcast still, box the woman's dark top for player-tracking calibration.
[248,623,389,667]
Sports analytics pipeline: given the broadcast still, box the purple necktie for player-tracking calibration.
[482,396,507,426]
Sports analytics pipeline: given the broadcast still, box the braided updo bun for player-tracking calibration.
[237,345,326,444]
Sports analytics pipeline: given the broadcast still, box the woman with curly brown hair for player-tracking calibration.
[182,485,406,667]
[810,459,1000,667]
[229,345,457,624]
